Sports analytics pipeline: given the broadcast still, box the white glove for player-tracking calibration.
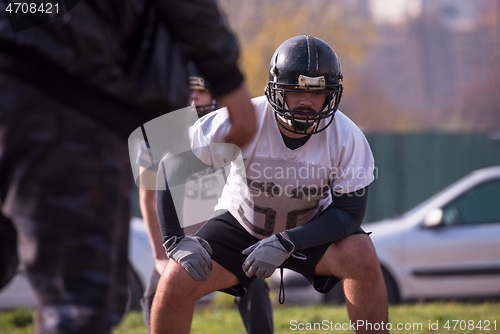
[242,234,305,278]
[164,236,213,281]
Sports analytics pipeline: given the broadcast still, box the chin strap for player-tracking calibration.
[279,267,285,304]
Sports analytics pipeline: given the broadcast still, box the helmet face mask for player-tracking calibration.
[195,101,220,117]
[189,76,221,117]
[266,83,342,134]
[265,35,344,135]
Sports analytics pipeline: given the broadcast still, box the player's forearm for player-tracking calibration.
[219,84,256,148]
[156,187,184,242]
[156,189,184,241]
[286,186,369,250]
[139,189,167,260]
[142,205,168,260]
[156,152,216,241]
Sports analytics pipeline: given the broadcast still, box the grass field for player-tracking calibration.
[1,298,499,333]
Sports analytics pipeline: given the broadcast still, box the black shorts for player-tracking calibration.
[194,210,366,297]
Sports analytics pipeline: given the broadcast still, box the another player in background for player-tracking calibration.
[151,35,389,334]
[137,69,273,334]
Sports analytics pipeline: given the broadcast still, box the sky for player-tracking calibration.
[369,0,422,24]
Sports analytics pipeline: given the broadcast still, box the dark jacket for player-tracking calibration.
[0,0,243,137]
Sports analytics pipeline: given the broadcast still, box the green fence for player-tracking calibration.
[364,133,500,223]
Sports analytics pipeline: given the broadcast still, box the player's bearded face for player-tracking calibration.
[287,106,315,133]
[280,91,328,133]
[285,91,328,112]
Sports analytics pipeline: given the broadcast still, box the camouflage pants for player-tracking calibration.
[0,76,134,334]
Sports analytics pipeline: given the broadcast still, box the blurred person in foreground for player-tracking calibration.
[0,1,256,333]
[137,68,272,333]
[151,35,388,334]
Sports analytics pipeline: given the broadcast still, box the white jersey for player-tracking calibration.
[137,139,228,231]
[189,96,375,239]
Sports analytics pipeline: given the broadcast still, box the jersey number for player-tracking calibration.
[238,199,324,237]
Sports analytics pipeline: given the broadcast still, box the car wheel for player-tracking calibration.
[126,265,144,312]
[381,267,400,304]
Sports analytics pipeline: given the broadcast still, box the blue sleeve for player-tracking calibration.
[286,186,369,250]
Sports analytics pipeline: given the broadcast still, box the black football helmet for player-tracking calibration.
[265,35,343,134]
[188,63,221,117]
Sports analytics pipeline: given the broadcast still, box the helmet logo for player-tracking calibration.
[298,75,325,90]
[189,76,205,90]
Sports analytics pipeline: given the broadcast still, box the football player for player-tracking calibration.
[188,69,220,118]
[137,68,273,334]
[151,36,388,334]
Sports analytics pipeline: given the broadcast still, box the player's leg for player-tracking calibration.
[150,259,239,334]
[141,268,161,333]
[151,210,264,334]
[315,234,388,334]
[0,213,18,291]
[235,277,273,334]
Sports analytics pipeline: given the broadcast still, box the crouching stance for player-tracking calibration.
[151,35,388,334]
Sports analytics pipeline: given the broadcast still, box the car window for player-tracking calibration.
[442,179,500,226]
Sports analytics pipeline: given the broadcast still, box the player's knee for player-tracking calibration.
[157,264,199,303]
[344,235,380,277]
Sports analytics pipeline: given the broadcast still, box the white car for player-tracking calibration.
[366,165,500,303]
[275,166,500,304]
[0,217,154,310]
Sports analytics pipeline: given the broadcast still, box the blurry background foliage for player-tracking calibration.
[219,0,500,134]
